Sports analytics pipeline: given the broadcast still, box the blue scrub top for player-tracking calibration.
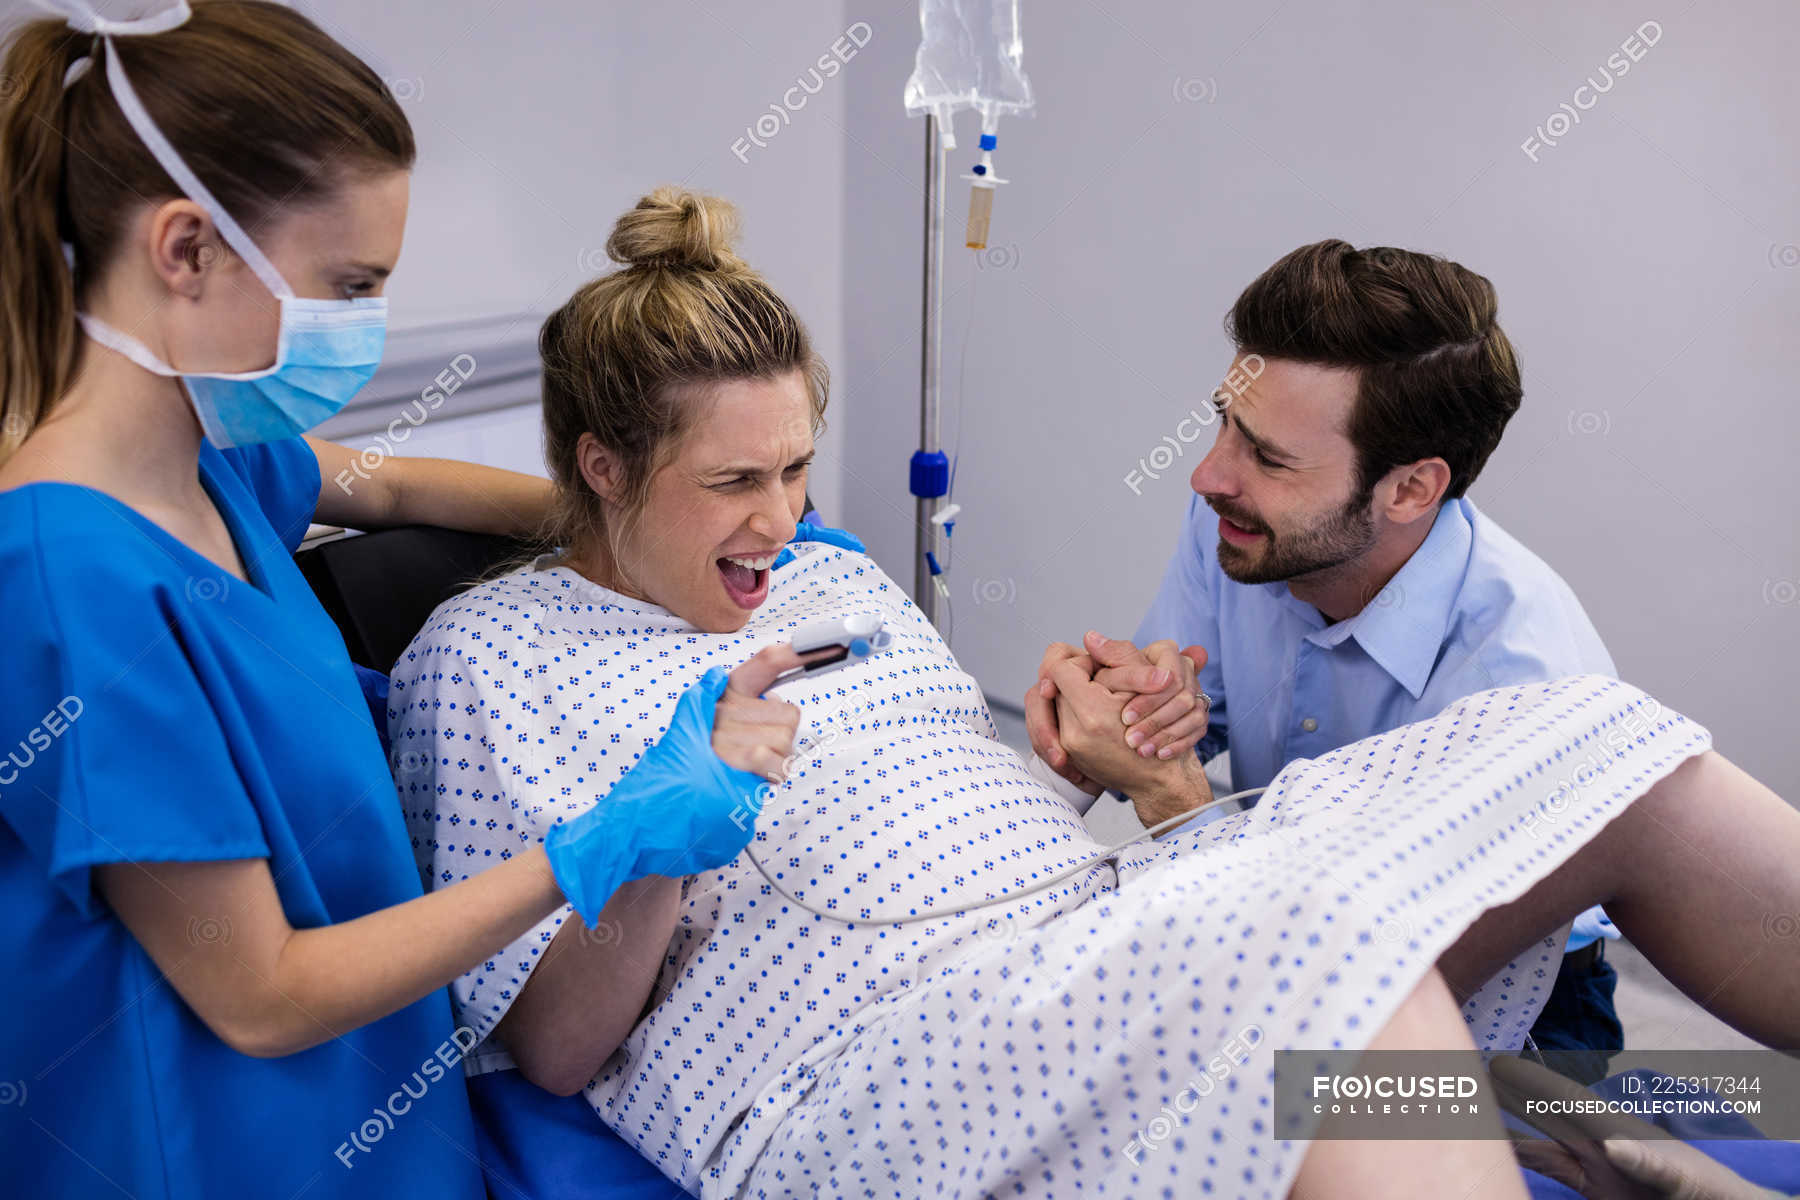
[0,438,483,1199]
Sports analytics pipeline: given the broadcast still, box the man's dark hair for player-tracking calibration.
[1226,240,1522,500]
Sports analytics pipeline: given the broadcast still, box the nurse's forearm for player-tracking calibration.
[307,436,554,537]
[98,848,570,1059]
[266,847,570,1051]
[382,455,555,538]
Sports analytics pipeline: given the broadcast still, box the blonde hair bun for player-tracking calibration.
[605,186,747,273]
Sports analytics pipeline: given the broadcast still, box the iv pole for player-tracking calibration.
[912,115,949,624]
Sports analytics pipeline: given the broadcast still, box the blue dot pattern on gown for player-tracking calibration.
[390,542,1712,1199]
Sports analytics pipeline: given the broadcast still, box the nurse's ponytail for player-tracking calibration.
[0,22,87,463]
[0,2,416,465]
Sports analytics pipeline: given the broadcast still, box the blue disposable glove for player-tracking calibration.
[772,520,866,568]
[544,666,769,926]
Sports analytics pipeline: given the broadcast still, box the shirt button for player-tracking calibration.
[1301,717,1319,732]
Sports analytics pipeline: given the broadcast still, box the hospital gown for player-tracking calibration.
[391,543,1711,1199]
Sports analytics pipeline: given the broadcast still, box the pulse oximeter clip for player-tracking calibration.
[770,615,892,689]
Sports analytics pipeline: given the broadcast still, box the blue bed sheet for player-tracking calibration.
[467,1069,686,1199]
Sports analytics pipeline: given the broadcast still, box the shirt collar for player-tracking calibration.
[1294,498,1474,700]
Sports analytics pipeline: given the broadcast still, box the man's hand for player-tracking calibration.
[1025,632,1214,797]
[1083,632,1211,760]
[1047,657,1214,827]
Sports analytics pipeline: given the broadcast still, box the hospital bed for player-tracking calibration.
[296,523,535,673]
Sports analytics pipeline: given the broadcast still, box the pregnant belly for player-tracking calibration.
[591,719,1111,1167]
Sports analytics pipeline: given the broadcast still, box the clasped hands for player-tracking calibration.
[1023,631,1217,827]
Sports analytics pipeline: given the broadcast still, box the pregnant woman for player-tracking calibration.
[392,188,1800,1199]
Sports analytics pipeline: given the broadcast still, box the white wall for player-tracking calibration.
[295,0,855,518]
[837,0,1800,792]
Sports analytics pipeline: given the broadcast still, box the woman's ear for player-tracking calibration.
[574,432,625,506]
[146,199,223,302]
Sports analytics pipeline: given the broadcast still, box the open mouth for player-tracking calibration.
[717,553,775,609]
[1218,514,1266,545]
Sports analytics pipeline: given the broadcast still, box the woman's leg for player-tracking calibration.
[1290,968,1528,1200]
[1437,750,1800,1048]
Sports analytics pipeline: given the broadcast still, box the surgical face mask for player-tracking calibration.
[67,3,388,448]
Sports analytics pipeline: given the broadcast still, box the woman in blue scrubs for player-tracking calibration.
[0,4,800,1196]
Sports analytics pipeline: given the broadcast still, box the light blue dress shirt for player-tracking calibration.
[1136,493,1619,950]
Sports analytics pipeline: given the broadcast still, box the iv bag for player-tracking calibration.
[903,0,1035,142]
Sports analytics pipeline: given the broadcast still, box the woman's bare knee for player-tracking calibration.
[1289,968,1526,1200]
[1367,967,1467,1052]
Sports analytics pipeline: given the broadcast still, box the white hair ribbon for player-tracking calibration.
[36,0,193,37]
